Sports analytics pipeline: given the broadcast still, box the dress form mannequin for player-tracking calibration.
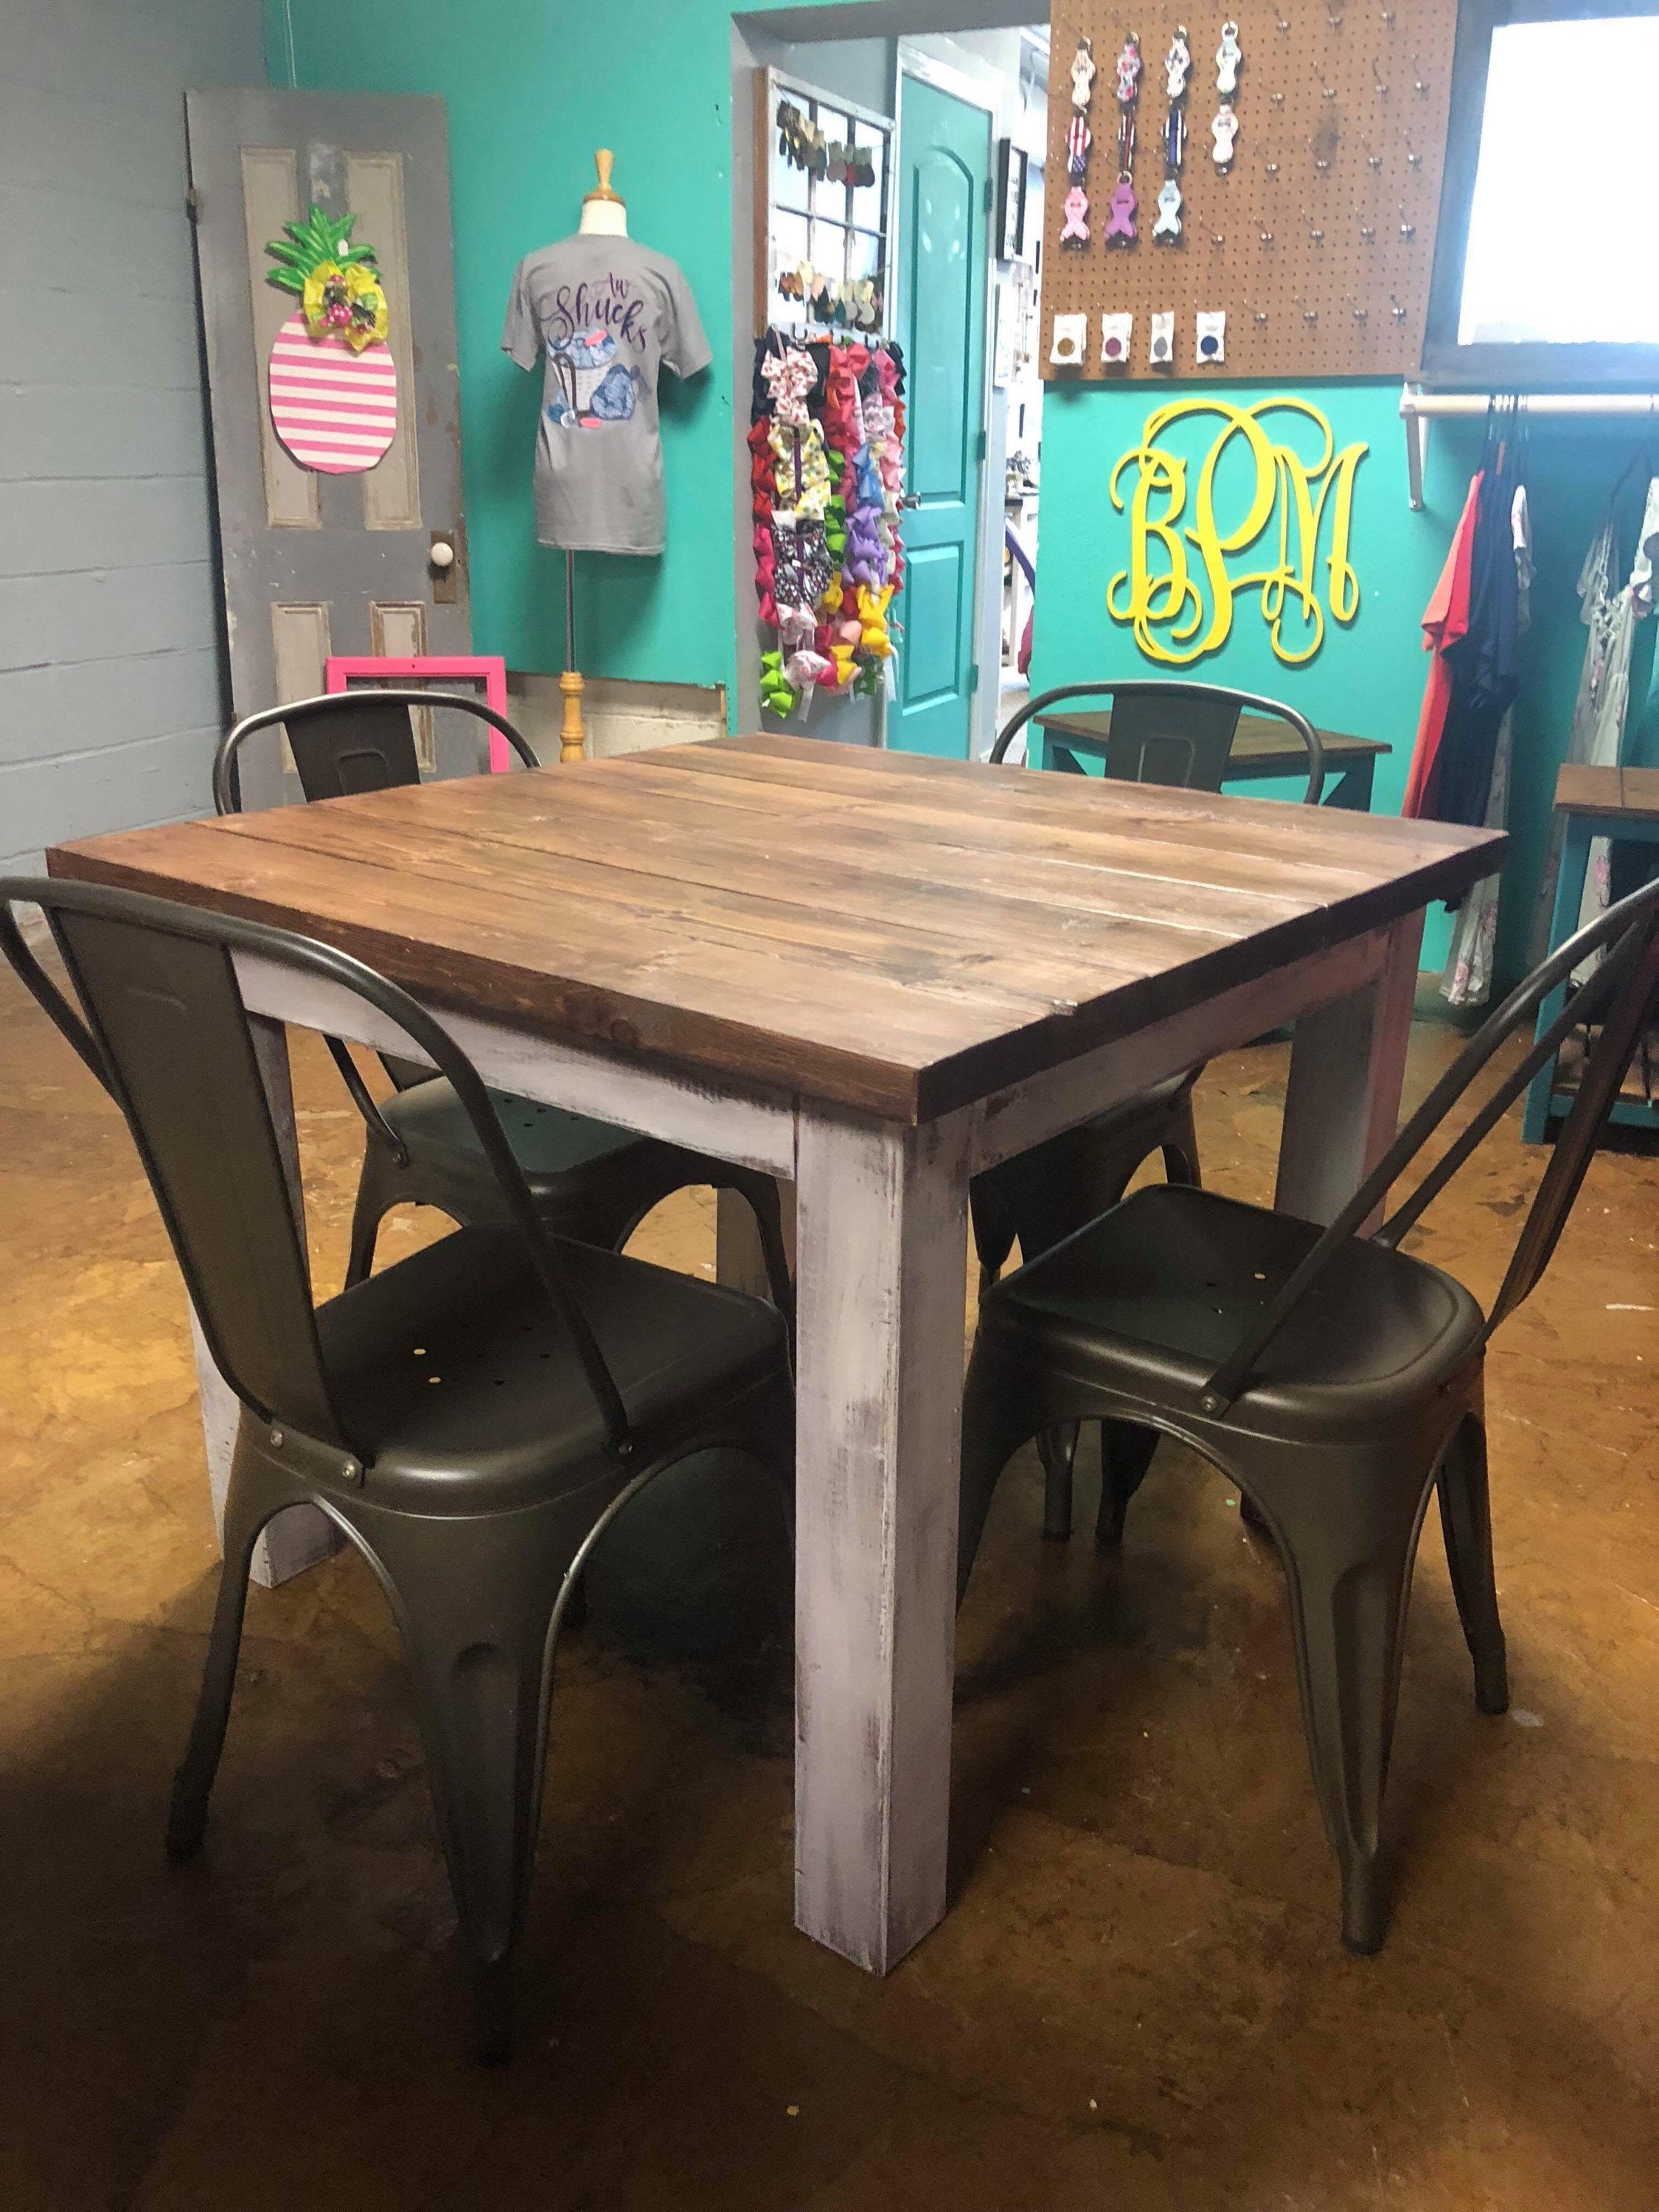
[557,152,628,759]
[578,148,628,238]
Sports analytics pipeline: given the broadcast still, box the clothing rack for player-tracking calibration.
[1399,385,1659,512]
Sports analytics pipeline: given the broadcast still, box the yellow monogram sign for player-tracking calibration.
[1107,399,1368,667]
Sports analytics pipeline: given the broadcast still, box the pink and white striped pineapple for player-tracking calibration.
[263,205,397,475]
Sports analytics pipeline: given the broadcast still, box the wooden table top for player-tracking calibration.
[48,734,1502,1124]
[1554,762,1659,824]
[1037,709,1391,768]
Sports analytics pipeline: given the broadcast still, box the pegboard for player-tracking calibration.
[1042,2,1456,381]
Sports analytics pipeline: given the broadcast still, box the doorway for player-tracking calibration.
[886,66,989,758]
[732,10,1047,759]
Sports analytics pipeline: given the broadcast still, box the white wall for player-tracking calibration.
[0,0,265,875]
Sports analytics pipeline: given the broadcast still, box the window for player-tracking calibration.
[1424,1,1659,385]
[762,73,894,338]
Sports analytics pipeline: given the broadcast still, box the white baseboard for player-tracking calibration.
[507,672,726,762]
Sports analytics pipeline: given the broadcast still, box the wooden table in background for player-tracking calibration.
[1037,709,1394,810]
[49,734,1500,1977]
[1523,762,1659,1142]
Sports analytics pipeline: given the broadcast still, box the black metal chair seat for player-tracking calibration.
[317,1222,786,1512]
[971,1184,1485,1441]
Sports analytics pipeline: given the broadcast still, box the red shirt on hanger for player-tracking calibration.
[1403,472,1482,819]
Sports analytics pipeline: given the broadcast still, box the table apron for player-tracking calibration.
[230,952,798,1179]
[956,922,1391,1178]
[238,925,1394,1191]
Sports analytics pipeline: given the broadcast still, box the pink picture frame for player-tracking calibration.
[324,654,512,773]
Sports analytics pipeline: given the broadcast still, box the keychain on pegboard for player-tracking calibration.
[1212,19,1242,167]
[1155,25,1190,242]
[1063,32,1096,246]
[1105,32,1142,244]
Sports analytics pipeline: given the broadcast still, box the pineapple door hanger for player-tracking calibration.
[265,204,398,474]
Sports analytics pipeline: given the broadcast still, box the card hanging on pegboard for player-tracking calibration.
[1051,311,1089,366]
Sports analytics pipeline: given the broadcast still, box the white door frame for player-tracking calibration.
[894,44,1001,759]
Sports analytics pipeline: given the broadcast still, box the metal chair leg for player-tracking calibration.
[167,1445,291,1857]
[1437,1419,1509,1717]
[344,1138,406,1287]
[958,1354,1043,1602]
[730,1170,796,1335]
[1037,1425,1079,1540]
[1243,1449,1423,1955]
[1096,1421,1160,1548]
[362,1509,576,2065]
[1161,1095,1203,1188]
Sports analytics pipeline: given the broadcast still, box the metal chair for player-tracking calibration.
[958,873,1659,1955]
[213,686,542,811]
[972,681,1324,1502]
[213,692,793,1316]
[0,877,795,2062]
[978,681,1325,1281]
[979,682,1327,1475]
[991,678,1326,802]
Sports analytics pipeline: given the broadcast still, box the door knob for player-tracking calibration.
[429,538,456,569]
[900,493,922,509]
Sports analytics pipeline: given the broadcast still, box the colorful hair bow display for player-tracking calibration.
[751,327,907,716]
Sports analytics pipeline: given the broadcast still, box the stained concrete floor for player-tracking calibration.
[2,956,1658,2212]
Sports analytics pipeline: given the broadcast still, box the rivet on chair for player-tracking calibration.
[270,1427,284,1447]
[341,1458,361,1484]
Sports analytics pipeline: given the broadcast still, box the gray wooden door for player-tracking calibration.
[186,88,467,797]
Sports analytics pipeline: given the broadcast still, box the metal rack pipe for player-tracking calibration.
[1398,385,1659,510]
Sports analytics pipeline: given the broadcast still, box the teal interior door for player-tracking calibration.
[890,74,990,759]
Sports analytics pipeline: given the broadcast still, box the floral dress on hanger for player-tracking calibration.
[1566,478,1659,940]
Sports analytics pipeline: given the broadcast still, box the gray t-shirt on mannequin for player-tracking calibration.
[501,235,711,557]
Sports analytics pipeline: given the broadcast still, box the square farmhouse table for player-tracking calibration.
[49,734,1502,1976]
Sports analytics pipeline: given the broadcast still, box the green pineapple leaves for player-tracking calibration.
[263,204,381,296]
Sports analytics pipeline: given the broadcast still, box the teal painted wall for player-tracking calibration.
[1034,379,1659,990]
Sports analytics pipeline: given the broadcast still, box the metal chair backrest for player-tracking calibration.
[1200,873,1659,1412]
[0,879,631,1464]
[991,681,1326,806]
[213,689,540,815]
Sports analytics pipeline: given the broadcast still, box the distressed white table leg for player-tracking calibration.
[714,1181,796,1293]
[793,1110,970,1972]
[1276,908,1425,1228]
[189,1014,340,1590]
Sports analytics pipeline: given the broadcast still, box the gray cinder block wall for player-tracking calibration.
[1,0,265,875]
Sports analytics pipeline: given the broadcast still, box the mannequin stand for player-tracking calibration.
[558,549,586,762]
